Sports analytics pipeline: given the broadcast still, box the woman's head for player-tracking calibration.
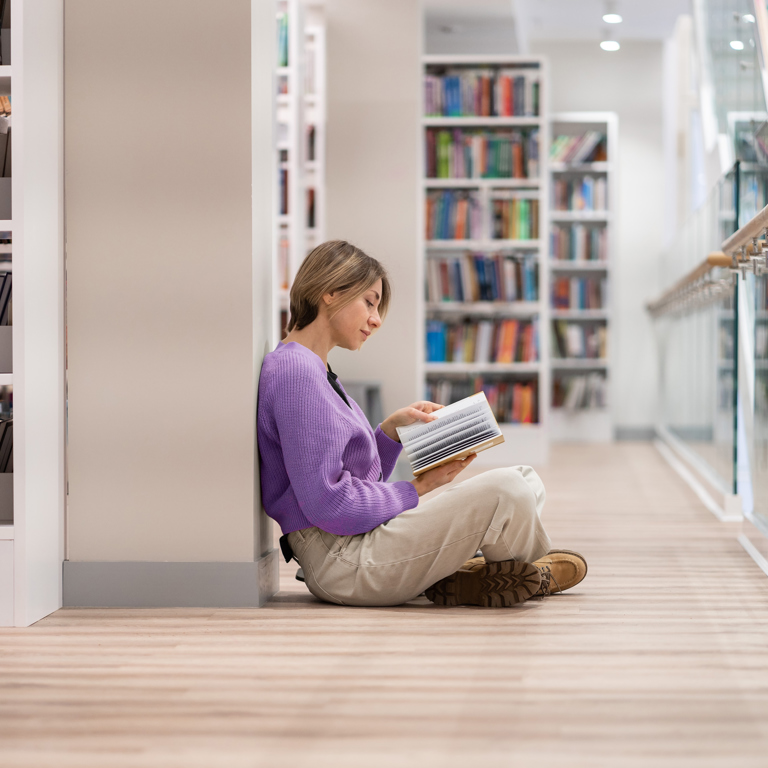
[286,240,391,350]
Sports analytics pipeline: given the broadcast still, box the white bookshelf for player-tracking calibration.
[0,1,65,627]
[419,54,550,466]
[274,0,325,346]
[548,112,618,442]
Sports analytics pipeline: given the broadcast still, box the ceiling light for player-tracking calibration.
[730,40,745,50]
[600,40,620,51]
[743,14,756,23]
[602,0,622,24]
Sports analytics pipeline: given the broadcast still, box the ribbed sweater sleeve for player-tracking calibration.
[269,353,419,536]
[374,424,404,482]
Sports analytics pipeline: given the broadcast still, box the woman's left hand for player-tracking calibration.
[381,401,445,443]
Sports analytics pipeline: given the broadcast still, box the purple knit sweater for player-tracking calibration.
[257,341,420,536]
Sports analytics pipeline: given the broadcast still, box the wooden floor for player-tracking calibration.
[2,444,767,767]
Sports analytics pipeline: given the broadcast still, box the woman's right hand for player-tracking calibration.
[410,453,477,497]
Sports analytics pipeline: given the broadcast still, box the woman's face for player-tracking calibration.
[326,279,383,351]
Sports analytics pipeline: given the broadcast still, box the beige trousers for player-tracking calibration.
[287,465,552,607]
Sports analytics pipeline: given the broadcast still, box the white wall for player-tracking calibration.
[531,40,665,434]
[324,0,422,421]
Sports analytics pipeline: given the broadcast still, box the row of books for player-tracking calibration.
[307,188,316,229]
[552,177,607,211]
[552,373,607,409]
[426,190,481,240]
[0,97,10,117]
[491,197,539,240]
[0,418,12,473]
[424,69,540,118]
[551,223,608,262]
[276,12,289,67]
[550,132,606,164]
[426,318,539,364]
[426,252,538,303]
[425,128,540,179]
[426,376,538,424]
[552,276,607,311]
[552,321,608,359]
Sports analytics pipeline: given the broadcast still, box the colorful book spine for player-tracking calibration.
[425,128,539,179]
[424,69,540,117]
[425,190,481,240]
[550,132,606,163]
[490,196,539,240]
[552,372,608,409]
[277,13,289,67]
[425,318,539,364]
[552,176,607,211]
[550,224,607,261]
[425,252,538,303]
[551,321,608,359]
[425,376,538,424]
[551,276,607,310]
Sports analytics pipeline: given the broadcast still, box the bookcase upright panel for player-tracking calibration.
[420,55,550,466]
[275,0,325,346]
[548,112,617,442]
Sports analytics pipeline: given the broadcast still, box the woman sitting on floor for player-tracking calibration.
[257,240,587,607]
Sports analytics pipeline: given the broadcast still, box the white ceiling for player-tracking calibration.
[424,0,693,43]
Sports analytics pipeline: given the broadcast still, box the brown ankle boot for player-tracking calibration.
[425,559,541,607]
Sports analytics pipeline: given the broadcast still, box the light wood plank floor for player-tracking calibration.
[2,444,767,767]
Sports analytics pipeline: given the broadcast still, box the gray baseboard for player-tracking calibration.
[614,426,656,441]
[63,548,279,608]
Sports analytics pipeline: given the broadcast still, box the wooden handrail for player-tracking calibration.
[646,252,731,314]
[722,201,768,255]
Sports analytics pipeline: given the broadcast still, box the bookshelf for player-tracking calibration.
[0,1,65,626]
[548,112,617,442]
[275,0,326,345]
[419,55,550,465]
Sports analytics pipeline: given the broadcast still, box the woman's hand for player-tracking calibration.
[380,401,445,443]
[410,453,477,497]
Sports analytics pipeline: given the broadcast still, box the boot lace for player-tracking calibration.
[535,564,563,597]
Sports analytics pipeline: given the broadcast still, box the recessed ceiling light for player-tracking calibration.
[602,0,622,24]
[600,40,620,51]
[730,40,745,50]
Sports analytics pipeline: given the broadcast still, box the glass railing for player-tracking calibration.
[654,166,740,496]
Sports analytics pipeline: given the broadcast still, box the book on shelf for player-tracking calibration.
[550,223,607,262]
[307,187,315,228]
[426,251,538,303]
[279,166,288,215]
[277,12,289,67]
[396,392,505,475]
[491,192,539,240]
[424,68,540,118]
[551,321,607,359]
[425,128,539,179]
[553,372,607,409]
[552,176,607,211]
[426,317,538,364]
[550,132,606,164]
[425,189,482,240]
[0,418,12,473]
[426,376,537,424]
[278,235,290,291]
[307,125,316,161]
[551,276,606,310]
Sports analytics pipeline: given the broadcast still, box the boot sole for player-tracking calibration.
[425,560,542,607]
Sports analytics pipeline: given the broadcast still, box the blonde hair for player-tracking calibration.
[286,240,391,332]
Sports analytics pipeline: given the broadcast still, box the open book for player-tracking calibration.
[396,392,505,476]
